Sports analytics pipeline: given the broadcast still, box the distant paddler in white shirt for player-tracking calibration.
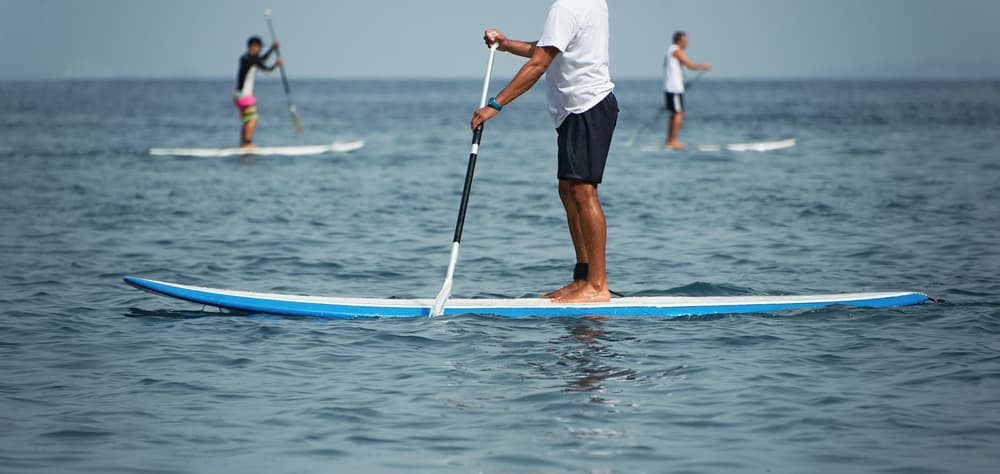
[663,31,711,150]
[234,36,282,148]
[471,0,618,303]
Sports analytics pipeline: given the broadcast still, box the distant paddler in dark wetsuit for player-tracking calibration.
[235,36,282,148]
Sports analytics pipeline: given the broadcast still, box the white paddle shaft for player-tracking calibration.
[430,42,499,317]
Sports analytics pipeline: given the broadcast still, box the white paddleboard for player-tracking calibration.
[149,140,365,157]
[124,276,928,319]
[641,138,796,153]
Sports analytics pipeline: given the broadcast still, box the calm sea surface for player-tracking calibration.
[1,78,999,473]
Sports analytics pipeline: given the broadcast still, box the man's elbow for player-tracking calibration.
[524,61,550,78]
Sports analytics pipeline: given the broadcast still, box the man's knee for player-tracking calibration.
[563,179,598,202]
[558,179,572,202]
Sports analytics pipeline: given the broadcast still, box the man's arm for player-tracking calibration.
[673,49,711,71]
[261,41,279,60]
[485,30,538,59]
[470,43,559,130]
[265,58,284,72]
[501,39,539,58]
[262,41,283,71]
[258,56,283,72]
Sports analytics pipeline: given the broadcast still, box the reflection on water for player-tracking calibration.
[560,316,636,403]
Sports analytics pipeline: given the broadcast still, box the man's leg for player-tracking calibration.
[544,180,590,299]
[239,103,258,148]
[241,117,257,148]
[554,179,610,303]
[666,111,685,149]
[549,93,617,302]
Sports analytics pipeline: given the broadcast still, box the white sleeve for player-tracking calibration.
[537,3,576,52]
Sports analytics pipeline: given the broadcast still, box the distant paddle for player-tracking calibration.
[626,70,708,148]
[430,41,499,317]
[265,9,305,135]
[684,69,708,91]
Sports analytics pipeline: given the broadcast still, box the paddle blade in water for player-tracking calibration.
[290,105,304,135]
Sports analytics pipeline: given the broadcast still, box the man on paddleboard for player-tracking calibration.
[471,0,618,303]
[235,36,282,148]
[663,31,710,150]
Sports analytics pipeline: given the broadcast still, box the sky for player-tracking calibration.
[2,0,999,80]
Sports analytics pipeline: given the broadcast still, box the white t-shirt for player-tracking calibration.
[537,0,615,127]
[663,44,684,94]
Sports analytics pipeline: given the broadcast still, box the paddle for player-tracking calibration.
[264,9,305,135]
[430,41,500,317]
[625,69,707,148]
[684,69,708,91]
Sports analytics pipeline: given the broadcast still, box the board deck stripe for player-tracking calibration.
[124,277,928,319]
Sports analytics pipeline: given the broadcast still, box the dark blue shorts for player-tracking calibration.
[557,92,618,184]
[665,92,684,113]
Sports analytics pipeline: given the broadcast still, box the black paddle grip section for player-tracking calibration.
[452,125,485,243]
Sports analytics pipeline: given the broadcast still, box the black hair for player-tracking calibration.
[247,36,263,48]
[673,31,686,44]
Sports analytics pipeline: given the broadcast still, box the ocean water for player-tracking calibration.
[1,78,999,473]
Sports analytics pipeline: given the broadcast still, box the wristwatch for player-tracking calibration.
[487,97,503,112]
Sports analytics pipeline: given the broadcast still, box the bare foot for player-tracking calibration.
[554,284,611,304]
[543,280,585,299]
[239,143,258,150]
[665,141,687,150]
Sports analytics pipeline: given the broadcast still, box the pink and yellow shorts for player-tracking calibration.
[233,91,258,123]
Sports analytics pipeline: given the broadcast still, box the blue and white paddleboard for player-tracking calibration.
[124,276,927,319]
[149,140,364,157]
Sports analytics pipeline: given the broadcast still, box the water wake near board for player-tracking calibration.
[124,276,928,319]
[149,140,364,157]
